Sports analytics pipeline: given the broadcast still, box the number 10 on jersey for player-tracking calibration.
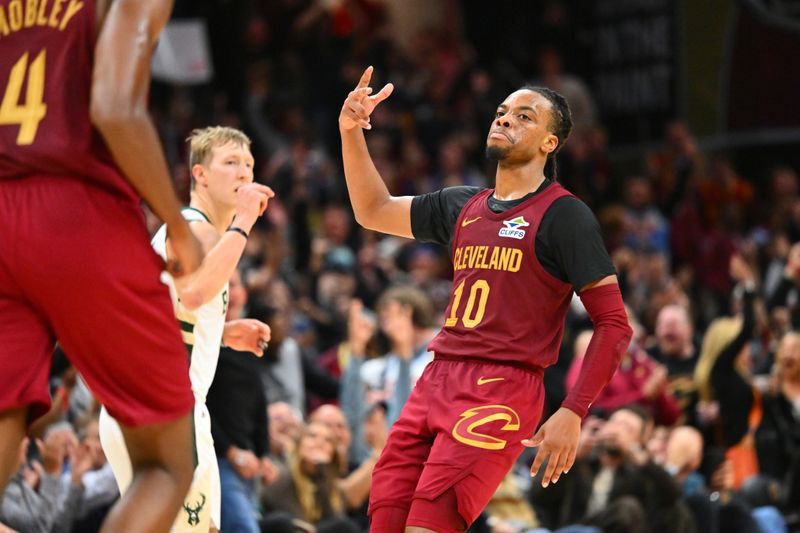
[445,279,490,328]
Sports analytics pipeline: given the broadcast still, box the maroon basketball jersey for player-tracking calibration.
[0,0,135,201]
[429,185,574,370]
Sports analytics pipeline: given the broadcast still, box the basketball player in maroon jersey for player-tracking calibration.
[339,67,633,533]
[0,0,203,530]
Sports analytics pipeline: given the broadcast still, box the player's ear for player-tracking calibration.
[542,133,558,156]
[192,164,208,188]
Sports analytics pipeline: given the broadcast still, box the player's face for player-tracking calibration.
[486,90,558,165]
[205,141,255,208]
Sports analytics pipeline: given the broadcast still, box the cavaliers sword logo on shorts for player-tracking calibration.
[451,404,520,450]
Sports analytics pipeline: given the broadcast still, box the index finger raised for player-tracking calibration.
[357,66,374,89]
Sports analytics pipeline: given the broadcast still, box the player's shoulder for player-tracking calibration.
[438,185,485,214]
[545,194,598,225]
[439,185,484,203]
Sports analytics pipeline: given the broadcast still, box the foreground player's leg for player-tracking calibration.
[0,407,27,497]
[100,414,195,532]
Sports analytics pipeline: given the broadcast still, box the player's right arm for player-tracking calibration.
[170,184,273,310]
[339,67,414,239]
[90,0,201,277]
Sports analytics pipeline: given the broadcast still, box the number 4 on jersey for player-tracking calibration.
[1,50,47,146]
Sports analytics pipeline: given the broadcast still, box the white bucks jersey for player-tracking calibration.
[152,208,228,402]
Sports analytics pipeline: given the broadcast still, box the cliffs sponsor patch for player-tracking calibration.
[498,216,529,239]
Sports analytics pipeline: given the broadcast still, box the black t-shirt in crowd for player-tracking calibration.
[410,179,615,292]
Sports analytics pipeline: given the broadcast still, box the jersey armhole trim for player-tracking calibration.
[184,206,212,224]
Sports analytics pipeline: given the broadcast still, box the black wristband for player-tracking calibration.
[227,226,249,239]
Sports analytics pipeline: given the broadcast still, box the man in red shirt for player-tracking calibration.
[339,67,632,533]
[0,1,202,530]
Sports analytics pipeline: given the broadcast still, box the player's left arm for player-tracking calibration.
[524,198,632,487]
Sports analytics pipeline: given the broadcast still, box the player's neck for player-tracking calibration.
[189,193,235,234]
[493,159,547,201]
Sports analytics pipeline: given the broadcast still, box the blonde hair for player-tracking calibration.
[289,424,343,523]
[187,126,251,169]
[694,317,742,402]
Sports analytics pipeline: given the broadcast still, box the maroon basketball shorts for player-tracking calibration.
[0,176,193,426]
[369,356,545,533]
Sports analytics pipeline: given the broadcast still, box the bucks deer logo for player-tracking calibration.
[183,493,206,526]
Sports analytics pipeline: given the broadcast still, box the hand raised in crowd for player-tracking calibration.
[364,405,388,455]
[710,459,735,492]
[68,440,93,487]
[784,242,800,282]
[523,407,581,487]
[223,319,271,356]
[37,427,78,476]
[260,456,279,486]
[729,254,756,284]
[338,66,394,131]
[19,438,43,490]
[347,299,376,356]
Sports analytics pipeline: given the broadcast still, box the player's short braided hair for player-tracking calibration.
[519,86,572,181]
[187,127,252,188]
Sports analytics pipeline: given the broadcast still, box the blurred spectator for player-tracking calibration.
[622,177,670,256]
[535,46,597,133]
[714,329,800,522]
[479,470,541,533]
[259,421,361,533]
[207,271,280,533]
[60,416,119,531]
[567,328,680,426]
[309,405,355,474]
[268,402,305,462]
[767,241,800,330]
[1,425,89,533]
[649,121,700,217]
[664,426,705,496]
[309,403,387,513]
[648,305,700,421]
[257,279,309,415]
[530,405,693,533]
[343,286,436,431]
[663,426,781,533]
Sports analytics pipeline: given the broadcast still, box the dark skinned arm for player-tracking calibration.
[90,0,202,277]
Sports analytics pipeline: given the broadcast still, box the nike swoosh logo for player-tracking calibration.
[477,377,505,385]
[462,217,481,227]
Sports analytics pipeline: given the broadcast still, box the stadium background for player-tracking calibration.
[5,0,800,532]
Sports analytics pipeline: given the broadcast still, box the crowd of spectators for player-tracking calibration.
[3,1,800,532]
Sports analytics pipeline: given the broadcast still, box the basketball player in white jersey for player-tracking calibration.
[99,127,273,532]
